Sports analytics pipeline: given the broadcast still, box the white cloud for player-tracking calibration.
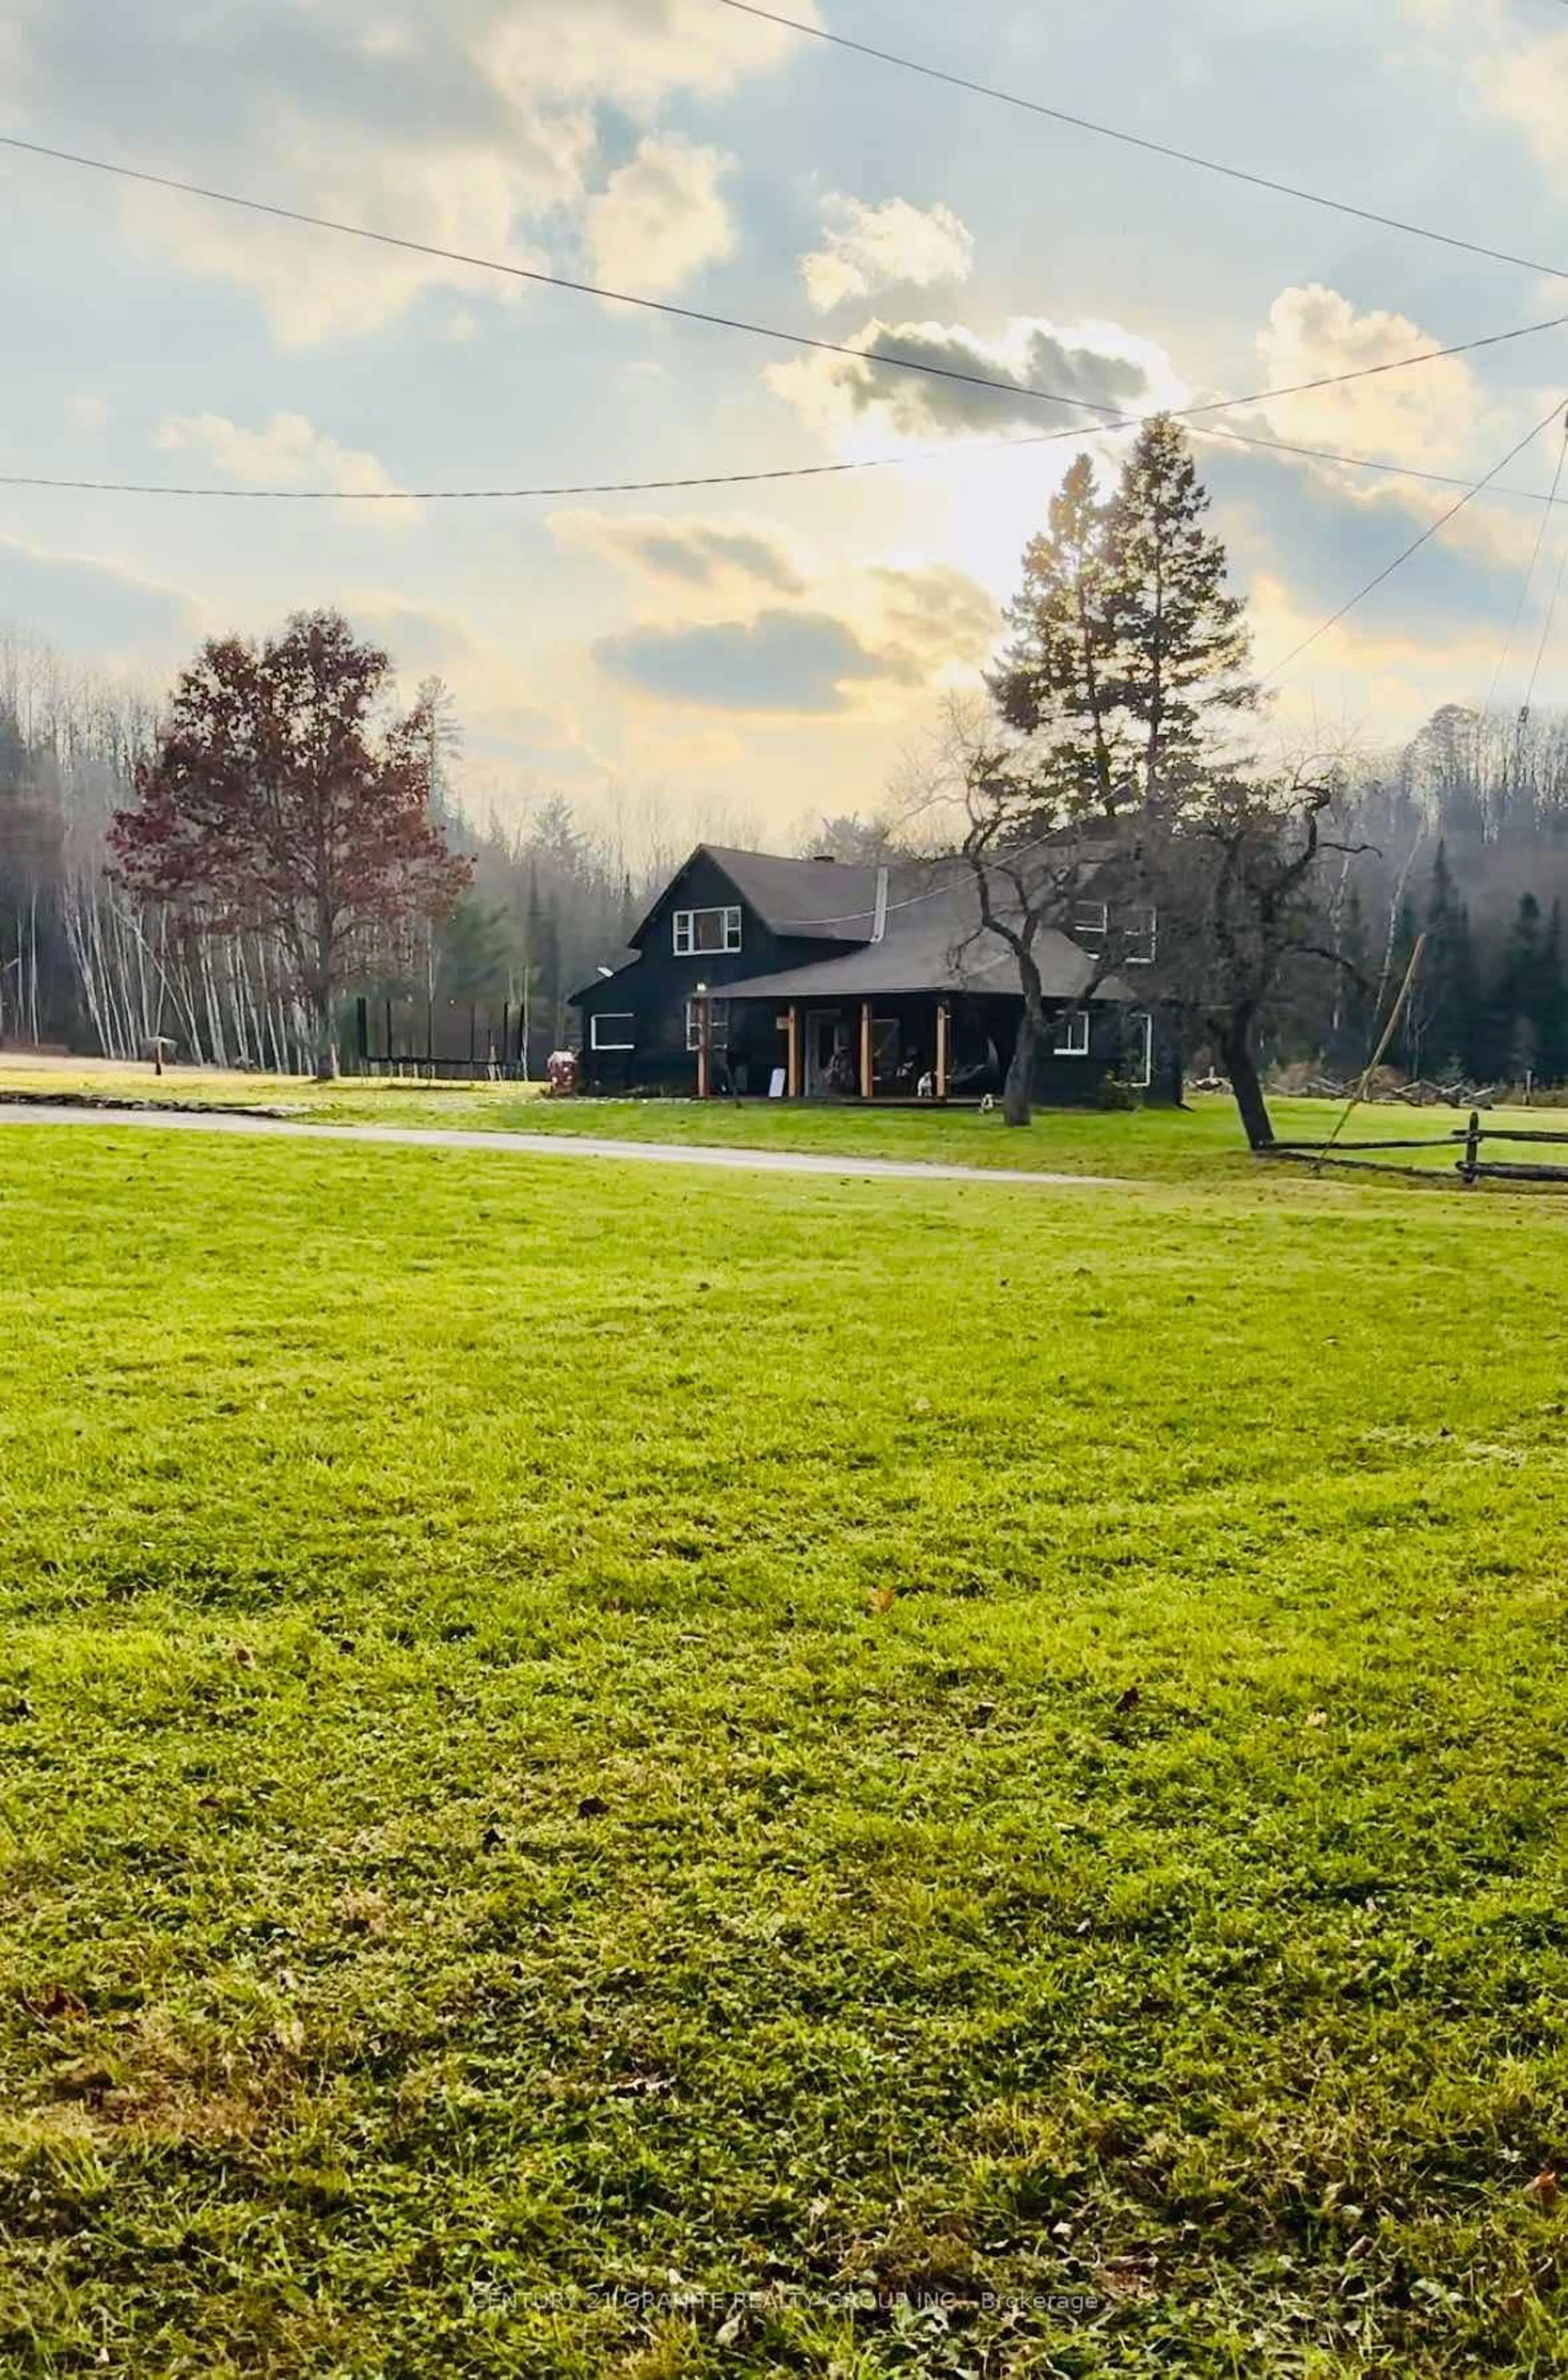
[1250,283,1494,474]
[6,0,815,345]
[801,195,974,313]
[155,412,413,524]
[584,134,737,297]
[1474,25,1568,194]
[122,133,564,351]
[481,0,820,114]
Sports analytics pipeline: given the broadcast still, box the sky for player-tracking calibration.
[3,0,1568,845]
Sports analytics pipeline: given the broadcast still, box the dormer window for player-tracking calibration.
[674,906,742,956]
[1071,899,1107,951]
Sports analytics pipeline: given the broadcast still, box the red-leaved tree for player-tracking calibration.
[111,610,470,1078]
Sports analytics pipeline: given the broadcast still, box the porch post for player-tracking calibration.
[936,1000,949,1101]
[860,999,873,1100]
[786,1004,800,1098]
[695,984,710,1099]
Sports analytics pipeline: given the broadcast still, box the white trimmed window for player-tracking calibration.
[1053,1009,1091,1057]
[1127,1011,1153,1088]
[590,1012,635,1051]
[685,998,731,1051]
[1124,906,1158,965]
[1071,899,1107,951]
[674,906,742,956]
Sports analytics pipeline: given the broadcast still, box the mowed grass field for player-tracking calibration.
[0,1050,1530,1183]
[3,1124,1568,2376]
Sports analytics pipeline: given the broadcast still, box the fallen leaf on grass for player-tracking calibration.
[1099,2253,1158,2300]
[336,1890,390,1936]
[51,2058,117,2101]
[1527,2170,1559,2208]
[871,1586,898,1615]
[26,1983,86,2023]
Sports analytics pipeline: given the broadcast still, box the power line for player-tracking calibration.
[715,0,1568,286]
[0,129,1563,456]
[1523,535,1568,716]
[9,416,1568,509]
[1,322,1564,505]
[1486,413,1568,712]
[1523,437,1568,716]
[0,129,1310,428]
[1262,398,1568,678]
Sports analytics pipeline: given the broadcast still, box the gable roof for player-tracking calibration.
[711,868,1134,1004]
[630,844,885,946]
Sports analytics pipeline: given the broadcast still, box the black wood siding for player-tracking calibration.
[572,852,863,1091]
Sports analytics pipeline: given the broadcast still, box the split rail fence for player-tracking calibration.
[1268,1112,1568,1186]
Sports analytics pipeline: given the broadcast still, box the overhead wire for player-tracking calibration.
[714,0,1568,285]
[0,127,1391,430]
[0,127,1566,504]
[4,86,1564,705]
[2,322,1566,506]
[1262,397,1568,678]
[1485,408,1568,713]
[1521,423,1568,717]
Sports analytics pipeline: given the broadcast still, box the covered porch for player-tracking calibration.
[690,988,1132,1103]
[693,917,1146,1104]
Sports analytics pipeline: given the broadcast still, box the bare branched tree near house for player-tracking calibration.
[1158,768,1365,1149]
[907,696,1140,1126]
[110,611,470,1080]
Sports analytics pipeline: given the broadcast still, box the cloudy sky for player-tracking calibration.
[2,0,1568,838]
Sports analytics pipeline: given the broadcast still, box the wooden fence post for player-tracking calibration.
[1461,1109,1481,1184]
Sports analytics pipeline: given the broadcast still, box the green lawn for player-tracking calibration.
[3,1126,1568,2375]
[0,1054,1519,1185]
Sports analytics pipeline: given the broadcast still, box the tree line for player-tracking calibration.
[4,421,1567,1132]
[0,626,704,1079]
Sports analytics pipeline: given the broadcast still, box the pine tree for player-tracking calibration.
[1488,892,1548,1086]
[524,864,562,1046]
[436,895,517,1004]
[987,453,1127,817]
[1539,897,1566,1083]
[1422,841,1481,1079]
[1103,415,1258,807]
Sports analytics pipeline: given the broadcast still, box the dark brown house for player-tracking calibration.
[570,843,1173,1103]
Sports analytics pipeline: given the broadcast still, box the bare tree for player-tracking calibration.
[904,696,1143,1126]
[1158,767,1366,1149]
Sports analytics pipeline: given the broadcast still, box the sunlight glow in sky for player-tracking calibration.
[2,0,1567,837]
